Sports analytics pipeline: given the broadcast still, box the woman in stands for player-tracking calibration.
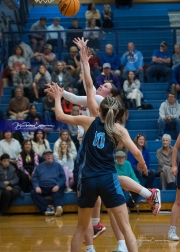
[156,134,177,190]
[128,134,156,189]
[45,44,161,252]
[0,153,23,215]
[84,19,100,52]
[31,130,50,160]
[26,105,42,120]
[0,131,21,167]
[85,3,101,27]
[123,71,143,109]
[54,141,74,192]
[8,45,26,78]
[53,130,77,161]
[102,4,114,29]
[17,140,39,192]
[51,61,72,89]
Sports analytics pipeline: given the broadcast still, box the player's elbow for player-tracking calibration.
[132,149,141,158]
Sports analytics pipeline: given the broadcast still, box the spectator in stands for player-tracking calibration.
[42,93,56,128]
[85,3,101,27]
[32,65,51,102]
[8,45,26,78]
[123,71,143,109]
[88,48,101,78]
[121,42,144,83]
[19,41,34,70]
[53,130,77,160]
[102,4,114,29]
[17,140,39,192]
[33,44,56,75]
[146,41,172,83]
[66,18,83,50]
[172,44,180,70]
[0,153,22,215]
[84,19,101,52]
[26,105,42,120]
[54,141,74,192]
[0,131,21,165]
[29,17,47,53]
[156,134,177,190]
[70,70,86,96]
[101,44,120,74]
[157,92,180,140]
[31,149,65,216]
[32,130,50,159]
[7,87,30,119]
[128,134,156,188]
[13,64,33,102]
[67,106,79,151]
[62,98,73,114]
[47,17,66,50]
[0,32,2,64]
[63,46,80,77]
[51,61,72,88]
[96,63,121,90]
[171,64,180,95]
[115,150,140,207]
[16,112,34,141]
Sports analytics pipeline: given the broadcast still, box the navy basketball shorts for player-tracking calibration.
[78,173,126,208]
[176,164,180,189]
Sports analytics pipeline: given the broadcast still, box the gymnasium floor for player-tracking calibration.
[0,212,179,252]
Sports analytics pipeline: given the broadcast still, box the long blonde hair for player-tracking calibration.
[58,141,70,160]
[100,97,125,144]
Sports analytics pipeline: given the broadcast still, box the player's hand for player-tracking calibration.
[52,185,59,192]
[73,37,88,50]
[171,166,178,176]
[79,47,92,63]
[45,83,64,99]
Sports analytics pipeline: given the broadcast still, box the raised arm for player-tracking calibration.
[45,84,94,131]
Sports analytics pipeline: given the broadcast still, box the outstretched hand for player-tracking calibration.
[79,46,92,63]
[73,37,88,50]
[44,83,64,100]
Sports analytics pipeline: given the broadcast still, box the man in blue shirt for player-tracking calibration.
[171,64,180,95]
[101,44,121,73]
[121,42,144,83]
[31,149,66,216]
[146,41,172,83]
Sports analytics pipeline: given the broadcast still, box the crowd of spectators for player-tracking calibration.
[1,4,180,216]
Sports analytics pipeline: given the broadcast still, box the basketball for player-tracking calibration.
[58,0,80,17]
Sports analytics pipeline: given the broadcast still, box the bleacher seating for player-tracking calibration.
[1,2,180,212]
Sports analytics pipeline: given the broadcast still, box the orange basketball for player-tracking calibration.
[58,0,80,17]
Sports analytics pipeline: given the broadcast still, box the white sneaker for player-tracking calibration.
[117,243,128,252]
[55,206,63,217]
[85,249,96,252]
[168,229,179,241]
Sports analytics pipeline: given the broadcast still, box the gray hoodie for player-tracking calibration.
[159,100,180,119]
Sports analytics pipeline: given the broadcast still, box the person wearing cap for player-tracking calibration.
[96,63,121,90]
[121,42,144,83]
[31,148,66,216]
[33,44,56,75]
[63,46,80,77]
[29,17,47,53]
[146,41,172,83]
[47,17,66,50]
[66,18,83,50]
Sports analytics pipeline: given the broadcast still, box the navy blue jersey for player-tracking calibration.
[81,117,116,179]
